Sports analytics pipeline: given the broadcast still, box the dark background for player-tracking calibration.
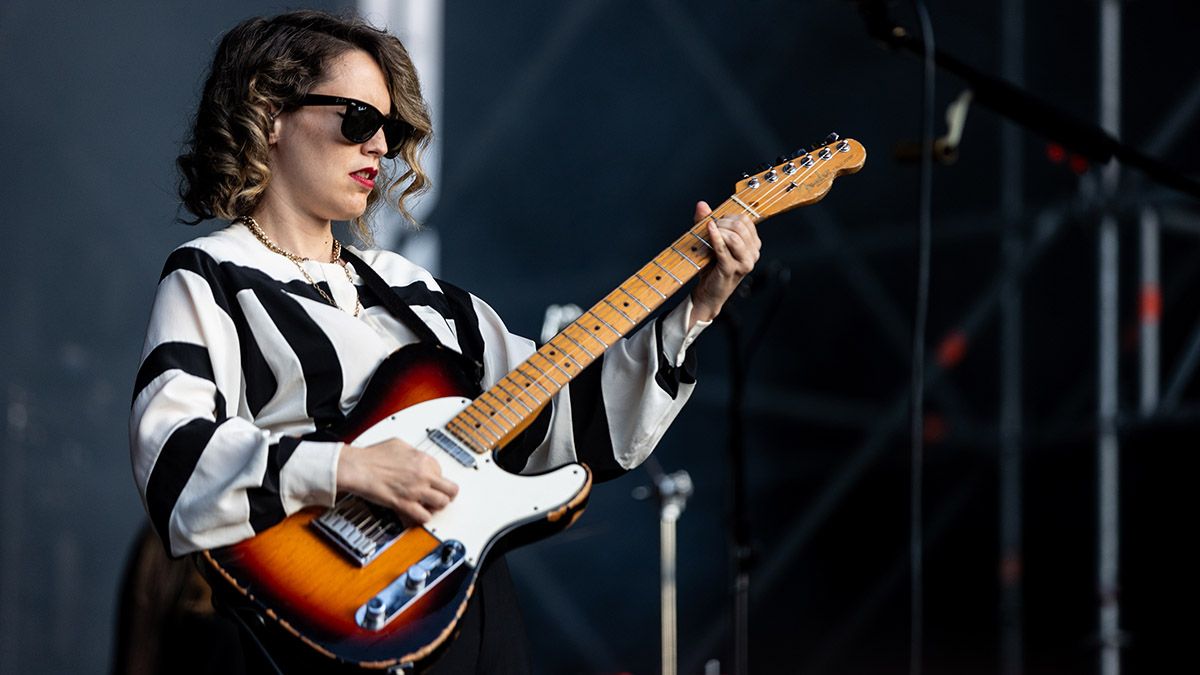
[1,0,1198,673]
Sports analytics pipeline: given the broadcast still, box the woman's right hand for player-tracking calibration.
[336,439,459,526]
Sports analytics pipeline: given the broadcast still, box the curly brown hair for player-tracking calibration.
[177,10,432,244]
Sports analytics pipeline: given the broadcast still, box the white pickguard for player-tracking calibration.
[349,396,589,567]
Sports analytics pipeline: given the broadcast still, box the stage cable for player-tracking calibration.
[908,2,935,675]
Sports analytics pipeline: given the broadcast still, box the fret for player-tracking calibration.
[465,401,508,436]
[650,259,683,285]
[547,337,586,370]
[534,350,573,379]
[584,310,621,339]
[602,298,637,324]
[459,407,502,443]
[570,320,612,351]
[634,273,668,299]
[616,286,653,313]
[494,381,535,414]
[729,195,761,219]
[477,395,518,427]
[669,244,702,270]
[514,367,555,399]
[481,391,521,424]
[559,330,596,360]
[447,418,488,451]
[523,358,565,389]
[688,230,713,251]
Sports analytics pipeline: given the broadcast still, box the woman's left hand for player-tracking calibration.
[689,200,762,327]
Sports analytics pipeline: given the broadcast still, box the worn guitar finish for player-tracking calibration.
[202,137,867,670]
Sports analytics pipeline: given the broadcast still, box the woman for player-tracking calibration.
[130,9,760,674]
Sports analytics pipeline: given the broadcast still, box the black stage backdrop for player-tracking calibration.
[1,1,1197,673]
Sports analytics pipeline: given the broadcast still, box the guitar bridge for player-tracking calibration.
[314,497,405,566]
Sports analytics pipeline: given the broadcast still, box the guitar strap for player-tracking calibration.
[340,247,442,345]
[340,247,485,385]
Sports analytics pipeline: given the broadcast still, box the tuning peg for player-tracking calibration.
[776,155,791,165]
[824,132,840,144]
[756,162,772,173]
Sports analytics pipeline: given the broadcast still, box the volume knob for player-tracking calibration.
[363,597,387,630]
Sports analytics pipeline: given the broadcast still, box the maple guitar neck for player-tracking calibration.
[444,136,867,455]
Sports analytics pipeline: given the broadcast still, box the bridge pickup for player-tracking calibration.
[429,428,477,468]
[356,540,468,631]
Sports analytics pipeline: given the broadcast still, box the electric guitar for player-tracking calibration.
[202,135,867,670]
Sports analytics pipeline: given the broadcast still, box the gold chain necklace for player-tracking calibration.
[238,215,362,318]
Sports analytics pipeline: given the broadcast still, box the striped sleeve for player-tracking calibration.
[129,247,340,557]
[438,281,706,481]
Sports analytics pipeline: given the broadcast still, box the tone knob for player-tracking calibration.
[405,566,429,592]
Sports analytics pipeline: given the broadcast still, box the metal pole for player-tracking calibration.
[661,515,677,675]
[1097,2,1123,674]
[998,1,1025,673]
[657,470,692,675]
[1139,207,1161,415]
[636,466,693,675]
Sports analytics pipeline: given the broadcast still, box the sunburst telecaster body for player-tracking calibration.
[202,136,866,670]
[204,342,590,668]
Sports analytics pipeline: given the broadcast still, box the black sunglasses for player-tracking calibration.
[296,94,411,159]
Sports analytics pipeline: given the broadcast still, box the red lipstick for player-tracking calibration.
[350,166,378,189]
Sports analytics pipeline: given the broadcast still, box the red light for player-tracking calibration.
[1140,284,1162,322]
[936,330,968,368]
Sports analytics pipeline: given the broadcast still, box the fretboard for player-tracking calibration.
[441,135,867,452]
[445,201,748,454]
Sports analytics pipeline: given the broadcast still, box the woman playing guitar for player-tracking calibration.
[130,10,759,673]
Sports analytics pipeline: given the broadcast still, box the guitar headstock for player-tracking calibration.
[732,134,866,220]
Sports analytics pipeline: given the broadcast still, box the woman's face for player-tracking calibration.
[266,49,391,225]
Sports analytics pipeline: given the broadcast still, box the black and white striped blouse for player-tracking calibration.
[130,223,705,557]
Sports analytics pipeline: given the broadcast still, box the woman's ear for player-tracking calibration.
[268,109,282,145]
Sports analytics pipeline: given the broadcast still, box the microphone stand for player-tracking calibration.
[852,0,1200,200]
[634,458,694,675]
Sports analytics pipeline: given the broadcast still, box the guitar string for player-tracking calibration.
[450,146,852,452]
[339,145,856,532]
[452,147,852,451]
[332,435,461,532]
